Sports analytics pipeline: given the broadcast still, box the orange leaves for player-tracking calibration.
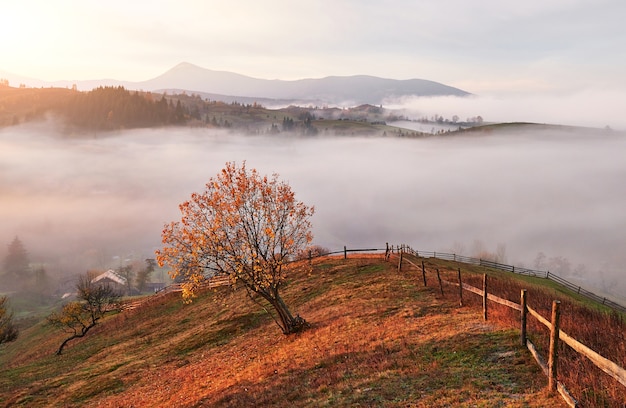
[156,161,314,305]
[53,302,86,328]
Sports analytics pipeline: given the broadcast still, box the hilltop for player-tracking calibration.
[0,255,580,407]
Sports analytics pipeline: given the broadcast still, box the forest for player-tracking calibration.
[0,84,432,136]
[1,85,184,130]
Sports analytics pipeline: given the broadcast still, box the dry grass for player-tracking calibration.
[1,256,571,407]
[409,255,626,408]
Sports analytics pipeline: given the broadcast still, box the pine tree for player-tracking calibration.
[3,237,30,289]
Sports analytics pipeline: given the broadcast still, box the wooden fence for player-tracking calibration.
[394,248,625,408]
[387,245,626,314]
[120,244,623,405]
[121,275,230,311]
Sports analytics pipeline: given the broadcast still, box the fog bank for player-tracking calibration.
[1,124,625,301]
[385,90,626,130]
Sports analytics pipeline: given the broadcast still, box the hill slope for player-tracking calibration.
[0,256,568,407]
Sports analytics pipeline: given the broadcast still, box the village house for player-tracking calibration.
[91,269,128,294]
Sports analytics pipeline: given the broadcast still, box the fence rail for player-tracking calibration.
[395,248,626,407]
[122,275,230,311]
[391,245,626,314]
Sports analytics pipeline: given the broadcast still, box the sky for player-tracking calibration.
[1,0,625,96]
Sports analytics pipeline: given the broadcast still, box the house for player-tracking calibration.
[91,269,128,294]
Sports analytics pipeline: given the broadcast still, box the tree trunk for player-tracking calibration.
[56,335,80,355]
[247,282,309,335]
[56,322,96,355]
[266,292,308,334]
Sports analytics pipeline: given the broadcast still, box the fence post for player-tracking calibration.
[344,245,347,259]
[520,289,527,346]
[457,268,463,306]
[397,249,403,272]
[385,242,389,261]
[436,269,444,295]
[308,250,312,265]
[483,274,488,321]
[548,300,561,393]
[421,260,427,287]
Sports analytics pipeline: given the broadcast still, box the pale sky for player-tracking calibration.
[2,0,625,96]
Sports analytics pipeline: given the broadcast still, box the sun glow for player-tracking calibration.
[0,4,58,76]
[0,2,110,80]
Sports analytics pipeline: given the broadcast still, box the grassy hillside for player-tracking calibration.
[0,255,576,407]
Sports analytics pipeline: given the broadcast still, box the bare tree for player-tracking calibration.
[118,264,134,296]
[135,259,156,293]
[0,296,18,345]
[156,162,314,334]
[47,275,121,355]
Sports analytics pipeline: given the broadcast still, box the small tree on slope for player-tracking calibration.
[48,275,121,355]
[0,296,18,345]
[156,161,314,334]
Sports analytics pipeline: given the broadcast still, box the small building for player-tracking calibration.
[91,269,128,294]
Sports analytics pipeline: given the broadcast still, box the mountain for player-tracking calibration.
[1,62,470,106]
[138,62,470,105]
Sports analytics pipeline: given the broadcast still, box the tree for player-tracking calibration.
[47,275,121,355]
[118,264,134,296]
[156,162,314,334]
[534,252,546,270]
[3,237,30,290]
[0,296,18,345]
[135,259,156,293]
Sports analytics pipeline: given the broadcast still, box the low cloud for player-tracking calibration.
[384,89,626,130]
[1,123,624,302]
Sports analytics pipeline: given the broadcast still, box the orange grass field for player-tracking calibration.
[4,255,612,407]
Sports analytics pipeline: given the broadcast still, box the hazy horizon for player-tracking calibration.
[3,2,625,93]
[1,122,624,302]
[3,0,626,134]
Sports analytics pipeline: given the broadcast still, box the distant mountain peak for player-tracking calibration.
[173,61,197,69]
[140,63,470,105]
[168,61,210,72]
[3,62,471,105]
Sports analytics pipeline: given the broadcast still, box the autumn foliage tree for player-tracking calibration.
[156,162,314,334]
[47,275,121,355]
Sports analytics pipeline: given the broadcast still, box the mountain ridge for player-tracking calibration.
[1,62,470,106]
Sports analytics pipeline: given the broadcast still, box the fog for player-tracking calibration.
[1,123,625,302]
[384,89,626,130]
